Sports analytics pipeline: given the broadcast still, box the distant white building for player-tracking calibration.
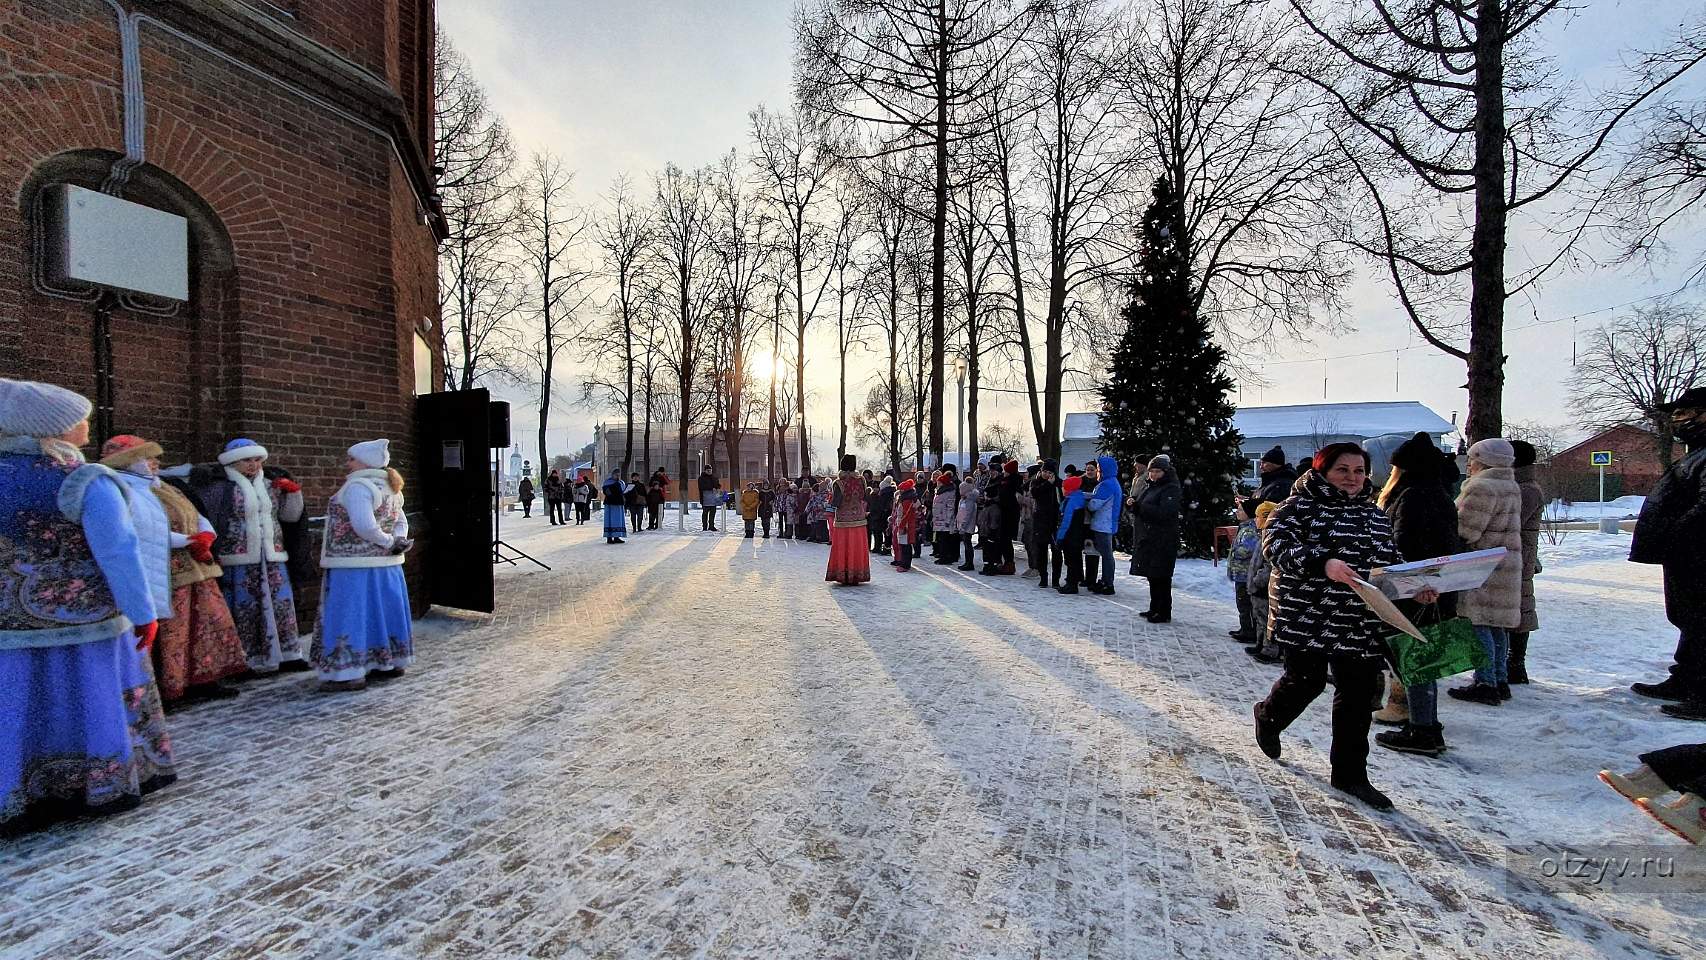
[1059,401,1457,482]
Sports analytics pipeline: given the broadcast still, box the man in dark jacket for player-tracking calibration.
[1247,446,1297,513]
[697,467,720,531]
[1631,388,1706,721]
[1029,459,1062,589]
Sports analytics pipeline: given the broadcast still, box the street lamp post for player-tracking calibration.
[954,356,966,470]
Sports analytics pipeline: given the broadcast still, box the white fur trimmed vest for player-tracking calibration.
[321,472,406,568]
[216,467,295,566]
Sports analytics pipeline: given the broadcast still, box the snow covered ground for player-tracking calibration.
[1544,496,1647,521]
[0,515,1699,959]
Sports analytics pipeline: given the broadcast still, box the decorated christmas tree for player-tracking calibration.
[1098,177,1246,555]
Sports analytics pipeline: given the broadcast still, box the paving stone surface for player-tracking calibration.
[1,517,1699,959]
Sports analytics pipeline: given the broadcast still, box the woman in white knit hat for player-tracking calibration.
[313,439,414,692]
[0,379,176,833]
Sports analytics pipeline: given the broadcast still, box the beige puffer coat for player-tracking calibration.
[1457,466,1524,628]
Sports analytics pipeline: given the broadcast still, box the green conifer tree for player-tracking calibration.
[1099,178,1246,554]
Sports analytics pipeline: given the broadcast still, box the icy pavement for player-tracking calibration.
[1,515,1701,959]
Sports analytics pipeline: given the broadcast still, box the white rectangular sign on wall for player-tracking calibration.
[48,183,190,301]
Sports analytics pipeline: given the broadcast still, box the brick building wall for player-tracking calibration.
[1540,424,1669,502]
[0,0,444,612]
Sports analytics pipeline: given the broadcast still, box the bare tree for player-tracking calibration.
[822,179,870,463]
[1121,0,1347,344]
[981,421,1026,461]
[440,220,524,392]
[1287,0,1706,442]
[1606,18,1706,278]
[1503,418,1571,462]
[434,37,521,390]
[1570,300,1706,467]
[633,281,670,476]
[948,176,1002,457]
[750,106,841,475]
[515,153,595,473]
[709,151,772,492]
[797,0,1040,466]
[1021,0,1135,459]
[584,176,656,476]
[856,152,922,477]
[852,380,919,468]
[1307,413,1343,452]
[654,163,717,527]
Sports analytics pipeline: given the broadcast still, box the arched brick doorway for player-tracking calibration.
[17,149,239,462]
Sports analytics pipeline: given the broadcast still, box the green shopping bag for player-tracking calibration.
[1385,610,1487,686]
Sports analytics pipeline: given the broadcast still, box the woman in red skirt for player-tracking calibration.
[826,455,871,585]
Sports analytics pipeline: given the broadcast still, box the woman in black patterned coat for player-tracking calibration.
[1253,443,1405,811]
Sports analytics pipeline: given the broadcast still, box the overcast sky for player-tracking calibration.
[440,0,1706,466]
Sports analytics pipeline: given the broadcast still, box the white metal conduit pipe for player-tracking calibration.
[93,0,437,226]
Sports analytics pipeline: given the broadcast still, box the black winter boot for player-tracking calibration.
[1447,683,1502,706]
[1507,631,1530,684]
[1375,723,1446,757]
[1331,779,1394,811]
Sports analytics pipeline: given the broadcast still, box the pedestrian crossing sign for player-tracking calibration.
[1590,451,1613,466]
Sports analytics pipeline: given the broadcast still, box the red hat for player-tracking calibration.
[99,434,163,470]
[1062,475,1081,495]
[899,479,915,490]
[1003,459,1019,473]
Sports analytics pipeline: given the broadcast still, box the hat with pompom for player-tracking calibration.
[0,378,92,439]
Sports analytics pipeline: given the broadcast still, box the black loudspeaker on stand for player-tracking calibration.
[488,402,549,572]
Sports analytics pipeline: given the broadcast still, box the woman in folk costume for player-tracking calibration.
[181,438,308,673]
[0,380,175,833]
[315,440,414,693]
[100,435,244,706]
[601,469,628,544]
[826,455,871,585]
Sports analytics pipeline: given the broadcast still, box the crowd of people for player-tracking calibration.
[2,378,417,834]
[546,402,1703,834]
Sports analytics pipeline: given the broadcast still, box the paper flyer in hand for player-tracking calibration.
[1369,547,1508,601]
[1349,578,1426,643]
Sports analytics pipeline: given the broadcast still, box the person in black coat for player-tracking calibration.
[1373,433,1459,757]
[1133,455,1182,623]
[869,478,894,553]
[517,476,535,518]
[542,470,565,526]
[1630,387,1706,721]
[1253,443,1405,810]
[1246,446,1296,513]
[1029,459,1062,589]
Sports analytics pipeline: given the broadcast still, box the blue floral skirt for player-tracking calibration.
[313,567,413,682]
[220,559,301,671]
[1,634,176,830]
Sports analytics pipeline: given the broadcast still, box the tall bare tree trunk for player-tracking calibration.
[796,261,810,476]
[929,0,949,465]
[1466,0,1508,444]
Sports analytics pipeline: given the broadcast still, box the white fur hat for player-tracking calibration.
[218,438,269,465]
[349,439,390,469]
[0,378,92,438]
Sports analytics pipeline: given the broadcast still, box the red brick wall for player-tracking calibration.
[0,0,440,611]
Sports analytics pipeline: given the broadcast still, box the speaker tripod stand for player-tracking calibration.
[492,456,549,571]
